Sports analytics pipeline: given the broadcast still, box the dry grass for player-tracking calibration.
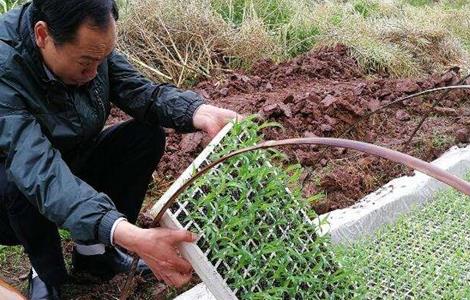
[117,0,470,86]
[118,0,276,86]
[312,0,470,77]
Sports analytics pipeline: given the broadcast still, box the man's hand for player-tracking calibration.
[193,104,241,138]
[113,221,197,288]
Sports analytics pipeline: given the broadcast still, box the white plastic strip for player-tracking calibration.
[149,122,236,300]
[160,213,237,300]
[174,283,217,300]
[320,145,470,244]
[151,122,234,217]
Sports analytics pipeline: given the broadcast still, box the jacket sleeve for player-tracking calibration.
[107,50,205,132]
[0,79,125,245]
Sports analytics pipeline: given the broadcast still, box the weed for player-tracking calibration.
[402,0,434,6]
[118,0,470,83]
[59,229,71,240]
[312,1,468,77]
[0,245,22,265]
[353,0,379,18]
[431,132,455,148]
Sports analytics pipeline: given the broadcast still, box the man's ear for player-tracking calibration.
[34,21,50,49]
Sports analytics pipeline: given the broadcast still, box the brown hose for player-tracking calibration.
[121,137,470,299]
[154,137,470,224]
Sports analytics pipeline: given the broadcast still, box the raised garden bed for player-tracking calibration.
[166,124,470,299]
[336,175,470,299]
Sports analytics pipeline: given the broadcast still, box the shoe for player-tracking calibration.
[72,246,152,280]
[28,271,61,300]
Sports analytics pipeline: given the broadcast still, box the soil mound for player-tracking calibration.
[109,45,470,214]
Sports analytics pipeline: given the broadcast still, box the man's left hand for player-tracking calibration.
[193,104,241,138]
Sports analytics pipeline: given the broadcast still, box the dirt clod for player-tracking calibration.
[395,110,411,121]
[109,45,470,214]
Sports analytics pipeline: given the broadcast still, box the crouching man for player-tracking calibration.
[0,0,238,299]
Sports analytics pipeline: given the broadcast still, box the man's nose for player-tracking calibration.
[82,68,98,80]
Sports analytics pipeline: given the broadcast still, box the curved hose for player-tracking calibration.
[153,137,470,224]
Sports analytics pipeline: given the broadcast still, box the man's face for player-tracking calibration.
[35,18,117,86]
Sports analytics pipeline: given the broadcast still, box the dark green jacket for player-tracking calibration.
[0,3,204,245]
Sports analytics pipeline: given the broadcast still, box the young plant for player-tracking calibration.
[175,118,359,299]
[336,174,470,298]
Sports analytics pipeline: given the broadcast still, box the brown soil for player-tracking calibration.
[131,44,469,215]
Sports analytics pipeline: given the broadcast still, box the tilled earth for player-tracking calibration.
[140,44,469,214]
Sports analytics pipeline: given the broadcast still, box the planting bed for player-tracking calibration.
[126,45,470,215]
[166,128,470,299]
[153,120,470,299]
[336,178,470,299]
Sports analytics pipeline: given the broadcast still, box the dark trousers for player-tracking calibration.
[0,120,165,286]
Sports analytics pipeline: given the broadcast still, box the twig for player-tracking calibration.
[125,53,173,81]
[403,73,470,150]
[313,85,470,166]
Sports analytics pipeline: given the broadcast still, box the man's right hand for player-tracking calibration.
[113,220,197,287]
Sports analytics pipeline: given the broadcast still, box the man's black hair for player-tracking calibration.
[31,0,119,45]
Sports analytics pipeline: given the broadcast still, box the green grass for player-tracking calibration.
[312,0,470,77]
[403,0,435,6]
[4,0,470,82]
[0,244,29,293]
[0,245,23,266]
[335,173,470,299]
[431,132,455,148]
[212,0,292,27]
[352,0,380,18]
[211,0,319,58]
[0,0,22,14]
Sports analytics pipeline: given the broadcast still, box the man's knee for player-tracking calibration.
[3,183,31,216]
[0,164,28,215]
[0,168,23,245]
[132,122,166,162]
[0,203,19,245]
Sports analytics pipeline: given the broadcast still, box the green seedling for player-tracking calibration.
[176,119,359,299]
[336,174,470,299]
